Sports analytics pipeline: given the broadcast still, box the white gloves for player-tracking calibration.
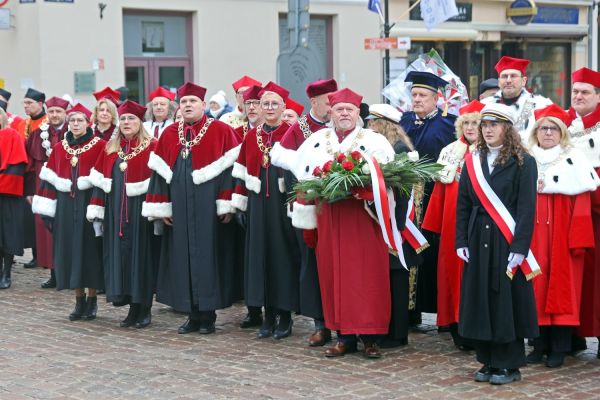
[456,247,469,263]
[153,220,165,236]
[507,252,525,275]
[93,221,103,237]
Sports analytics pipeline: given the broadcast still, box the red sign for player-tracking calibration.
[364,37,398,50]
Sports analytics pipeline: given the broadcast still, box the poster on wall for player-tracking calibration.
[142,21,165,53]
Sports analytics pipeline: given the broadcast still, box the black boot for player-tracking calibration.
[120,304,139,328]
[273,310,293,340]
[69,295,87,321]
[81,296,98,320]
[257,308,277,339]
[0,255,13,289]
[24,249,37,269]
[41,269,56,289]
[135,305,152,329]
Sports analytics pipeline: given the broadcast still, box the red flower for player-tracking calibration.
[313,166,323,176]
[342,160,355,171]
[336,153,346,163]
[350,151,362,161]
[323,160,334,173]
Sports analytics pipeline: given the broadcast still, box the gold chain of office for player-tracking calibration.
[178,118,214,159]
[117,138,151,172]
[62,136,102,167]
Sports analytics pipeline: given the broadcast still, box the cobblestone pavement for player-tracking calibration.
[0,255,598,400]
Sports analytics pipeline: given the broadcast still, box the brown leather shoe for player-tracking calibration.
[325,341,357,358]
[308,329,332,347]
[363,342,382,359]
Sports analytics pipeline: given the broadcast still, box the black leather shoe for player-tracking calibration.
[489,369,521,385]
[135,306,152,329]
[474,365,494,382]
[69,295,87,321]
[120,304,139,328]
[41,272,56,289]
[257,319,277,339]
[273,319,293,340]
[546,352,565,368]
[526,347,545,364]
[81,296,98,320]
[178,318,201,334]
[23,258,37,269]
[240,313,263,329]
[198,322,216,334]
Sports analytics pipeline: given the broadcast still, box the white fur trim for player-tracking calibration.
[148,151,173,184]
[126,179,150,197]
[86,204,105,221]
[278,177,286,193]
[216,199,235,216]
[245,174,261,194]
[231,193,248,212]
[141,201,173,219]
[270,142,298,171]
[291,203,317,230]
[31,195,56,218]
[90,168,112,193]
[232,162,247,180]
[192,144,241,185]
[39,165,71,192]
[77,175,94,190]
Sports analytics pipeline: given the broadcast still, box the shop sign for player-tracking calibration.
[532,6,578,25]
[507,0,538,26]
[410,1,472,22]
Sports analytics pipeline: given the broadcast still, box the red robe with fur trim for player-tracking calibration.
[0,127,28,196]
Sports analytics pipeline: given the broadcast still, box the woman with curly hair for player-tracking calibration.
[455,103,539,385]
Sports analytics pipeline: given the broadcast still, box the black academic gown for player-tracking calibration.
[455,152,539,343]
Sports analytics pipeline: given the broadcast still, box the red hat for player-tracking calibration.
[93,87,121,105]
[242,85,263,102]
[459,100,485,115]
[177,82,207,100]
[45,96,70,110]
[118,100,147,120]
[285,98,304,116]
[259,81,289,102]
[149,87,176,101]
[305,78,338,98]
[534,104,572,127]
[328,88,363,108]
[67,103,92,120]
[232,75,262,92]
[494,56,530,76]
[572,67,600,89]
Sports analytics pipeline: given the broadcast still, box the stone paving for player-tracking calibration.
[0,255,598,399]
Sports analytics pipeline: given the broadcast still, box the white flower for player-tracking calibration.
[361,163,371,174]
[407,151,419,162]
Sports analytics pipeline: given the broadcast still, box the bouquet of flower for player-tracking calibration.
[292,151,441,204]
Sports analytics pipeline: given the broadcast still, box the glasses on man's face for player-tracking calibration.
[119,115,138,123]
[261,102,282,110]
[244,100,260,108]
[538,125,559,134]
[499,73,522,81]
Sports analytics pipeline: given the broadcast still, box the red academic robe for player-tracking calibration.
[7,112,24,132]
[24,123,67,269]
[15,113,46,140]
[532,193,593,326]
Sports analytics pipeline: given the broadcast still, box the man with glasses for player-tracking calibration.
[482,56,552,142]
[567,67,600,359]
[220,75,262,129]
[271,78,338,347]
[142,82,239,335]
[233,85,263,142]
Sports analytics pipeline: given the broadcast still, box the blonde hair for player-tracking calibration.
[367,119,414,151]
[92,99,118,126]
[105,118,152,154]
[0,108,7,129]
[455,112,480,139]
[529,116,571,149]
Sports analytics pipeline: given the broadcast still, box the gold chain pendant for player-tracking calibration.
[119,161,128,172]
[262,153,270,167]
[181,148,189,159]
[70,156,79,167]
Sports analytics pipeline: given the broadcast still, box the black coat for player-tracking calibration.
[455,152,539,343]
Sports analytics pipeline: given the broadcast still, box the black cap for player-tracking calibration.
[0,99,7,112]
[479,78,499,96]
[405,71,448,92]
[359,102,370,122]
[24,88,46,103]
[0,88,11,101]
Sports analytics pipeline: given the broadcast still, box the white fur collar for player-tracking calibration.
[533,146,600,195]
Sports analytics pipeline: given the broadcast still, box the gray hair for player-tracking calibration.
[144,100,177,121]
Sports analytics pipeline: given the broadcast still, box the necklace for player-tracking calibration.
[535,148,567,192]
[37,117,52,157]
[324,128,365,155]
[117,138,151,172]
[243,124,249,138]
[256,124,273,167]
[178,118,214,159]
[62,136,101,167]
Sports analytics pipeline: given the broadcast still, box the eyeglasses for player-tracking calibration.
[119,115,138,122]
[261,102,282,110]
[499,73,522,81]
[538,125,559,134]
[69,118,87,124]
[244,100,260,107]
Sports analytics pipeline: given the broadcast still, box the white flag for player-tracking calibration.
[420,0,459,30]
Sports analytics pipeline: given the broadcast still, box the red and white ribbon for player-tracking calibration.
[465,153,541,280]
[402,191,429,253]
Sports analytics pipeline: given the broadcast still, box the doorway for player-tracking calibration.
[125,58,190,104]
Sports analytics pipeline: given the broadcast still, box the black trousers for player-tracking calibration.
[190,306,216,323]
[534,325,572,353]
[475,339,526,369]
